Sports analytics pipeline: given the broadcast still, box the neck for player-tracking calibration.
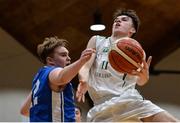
[111,30,133,41]
[46,62,57,67]
[110,34,128,43]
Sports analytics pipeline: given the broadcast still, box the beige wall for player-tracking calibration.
[0,89,180,121]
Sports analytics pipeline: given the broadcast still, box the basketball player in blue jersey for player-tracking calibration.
[76,9,178,122]
[20,36,95,122]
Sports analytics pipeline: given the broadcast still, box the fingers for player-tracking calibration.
[82,48,96,55]
[147,56,152,67]
[76,90,81,102]
[82,94,85,102]
[137,63,143,71]
[77,94,82,102]
[76,91,85,102]
[80,48,96,62]
[142,56,152,70]
[131,70,140,76]
[76,81,88,102]
[81,48,95,59]
[139,56,152,69]
[76,84,86,102]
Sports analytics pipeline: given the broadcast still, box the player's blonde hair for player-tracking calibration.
[37,36,67,64]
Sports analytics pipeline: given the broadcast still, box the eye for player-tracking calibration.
[58,52,67,57]
[61,54,66,56]
[62,54,67,57]
[114,18,119,23]
[122,17,129,21]
[75,111,79,114]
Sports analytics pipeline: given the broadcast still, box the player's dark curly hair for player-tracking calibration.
[113,9,140,37]
[37,36,67,64]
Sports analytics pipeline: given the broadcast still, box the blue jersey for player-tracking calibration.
[30,66,75,122]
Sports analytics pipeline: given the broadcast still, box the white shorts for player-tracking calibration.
[87,89,164,122]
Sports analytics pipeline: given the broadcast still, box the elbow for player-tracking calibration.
[20,107,29,117]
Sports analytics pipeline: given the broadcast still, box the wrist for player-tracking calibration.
[79,80,86,83]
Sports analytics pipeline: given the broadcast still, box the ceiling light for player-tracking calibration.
[90,9,105,31]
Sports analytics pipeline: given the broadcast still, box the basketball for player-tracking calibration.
[108,37,144,74]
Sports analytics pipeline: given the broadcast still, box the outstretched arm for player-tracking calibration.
[78,36,96,83]
[76,36,96,102]
[49,48,95,86]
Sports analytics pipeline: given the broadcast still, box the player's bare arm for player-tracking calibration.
[49,48,95,86]
[20,92,32,116]
[77,36,96,102]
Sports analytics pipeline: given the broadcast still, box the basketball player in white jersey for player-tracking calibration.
[76,9,178,122]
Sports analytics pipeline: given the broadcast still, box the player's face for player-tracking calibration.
[75,108,81,122]
[112,15,135,36]
[51,46,71,67]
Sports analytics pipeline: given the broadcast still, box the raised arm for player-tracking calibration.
[49,48,95,87]
[76,36,96,102]
[78,36,96,82]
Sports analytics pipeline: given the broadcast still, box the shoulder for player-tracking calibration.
[49,67,63,78]
[42,66,57,71]
[48,67,64,89]
[96,35,106,40]
[87,36,96,48]
[87,35,106,49]
[34,66,57,79]
[96,35,106,44]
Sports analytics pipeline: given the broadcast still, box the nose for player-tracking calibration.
[116,20,121,24]
[67,55,71,62]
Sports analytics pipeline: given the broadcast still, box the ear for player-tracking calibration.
[129,27,136,37]
[130,27,136,34]
[46,57,55,65]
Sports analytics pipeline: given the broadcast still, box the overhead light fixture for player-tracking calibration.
[90,9,105,31]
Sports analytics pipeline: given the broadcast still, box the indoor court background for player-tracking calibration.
[0,0,180,121]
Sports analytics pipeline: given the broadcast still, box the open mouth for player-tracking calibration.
[66,62,71,65]
[115,23,121,28]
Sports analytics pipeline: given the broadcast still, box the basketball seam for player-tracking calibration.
[111,44,139,68]
[114,50,136,67]
[112,50,137,72]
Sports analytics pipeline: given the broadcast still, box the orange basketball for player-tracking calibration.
[108,37,144,74]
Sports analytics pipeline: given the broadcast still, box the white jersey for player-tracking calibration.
[87,35,164,122]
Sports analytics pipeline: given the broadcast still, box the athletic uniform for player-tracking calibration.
[30,66,75,122]
[87,35,164,122]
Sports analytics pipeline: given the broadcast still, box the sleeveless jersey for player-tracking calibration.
[30,66,75,122]
[87,36,164,122]
[88,35,139,105]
